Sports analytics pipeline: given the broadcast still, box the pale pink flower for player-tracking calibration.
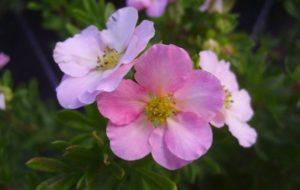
[127,0,173,17]
[200,0,224,13]
[199,50,257,147]
[0,52,10,70]
[53,7,155,109]
[97,44,224,170]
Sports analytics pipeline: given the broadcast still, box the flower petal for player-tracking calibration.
[97,80,148,125]
[101,7,138,52]
[135,44,193,95]
[56,72,104,109]
[95,62,134,92]
[174,70,224,121]
[149,127,191,170]
[120,20,155,64]
[226,115,257,148]
[199,50,239,92]
[0,53,10,69]
[107,114,153,160]
[228,89,254,122]
[0,93,5,110]
[127,0,151,10]
[146,0,168,17]
[210,111,225,128]
[53,26,103,77]
[165,112,212,161]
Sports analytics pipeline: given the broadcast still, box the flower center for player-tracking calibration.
[224,89,233,109]
[96,48,120,70]
[145,95,177,126]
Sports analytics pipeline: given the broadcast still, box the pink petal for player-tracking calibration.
[134,44,193,95]
[165,112,212,161]
[149,127,191,170]
[0,93,5,110]
[146,0,168,17]
[210,111,225,128]
[174,70,224,122]
[107,114,153,160]
[56,72,103,109]
[53,26,103,77]
[127,0,151,10]
[120,20,155,64]
[101,7,138,52]
[199,51,239,92]
[97,80,148,125]
[199,0,211,12]
[0,53,10,69]
[226,115,257,148]
[228,89,254,122]
[95,62,134,92]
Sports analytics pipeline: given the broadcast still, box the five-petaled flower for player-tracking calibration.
[97,44,224,170]
[127,0,174,17]
[54,7,155,109]
[199,50,257,147]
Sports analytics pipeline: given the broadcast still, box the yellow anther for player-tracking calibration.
[145,95,177,126]
[96,48,120,70]
[224,88,233,109]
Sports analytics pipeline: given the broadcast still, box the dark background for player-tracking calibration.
[0,0,286,100]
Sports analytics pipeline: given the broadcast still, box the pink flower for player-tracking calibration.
[199,0,224,13]
[199,50,257,147]
[0,52,10,70]
[97,44,224,170]
[127,0,173,17]
[53,7,155,109]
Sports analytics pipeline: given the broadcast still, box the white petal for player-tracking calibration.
[226,115,257,148]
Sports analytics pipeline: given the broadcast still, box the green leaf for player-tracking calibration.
[26,157,67,173]
[136,168,177,190]
[57,110,93,131]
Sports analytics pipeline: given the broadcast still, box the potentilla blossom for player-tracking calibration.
[200,0,223,13]
[53,7,155,109]
[199,50,257,147]
[0,52,9,110]
[0,52,10,70]
[127,0,173,17]
[97,44,224,170]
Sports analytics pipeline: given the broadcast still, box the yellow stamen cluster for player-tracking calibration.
[96,48,120,70]
[145,95,177,126]
[224,89,233,109]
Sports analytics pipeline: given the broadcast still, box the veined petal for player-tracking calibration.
[149,127,191,170]
[226,115,257,148]
[120,20,155,64]
[107,114,153,160]
[135,44,193,95]
[101,7,138,52]
[97,80,148,126]
[53,26,103,77]
[174,70,224,121]
[165,112,212,161]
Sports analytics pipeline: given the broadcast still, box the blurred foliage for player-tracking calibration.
[0,0,299,189]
